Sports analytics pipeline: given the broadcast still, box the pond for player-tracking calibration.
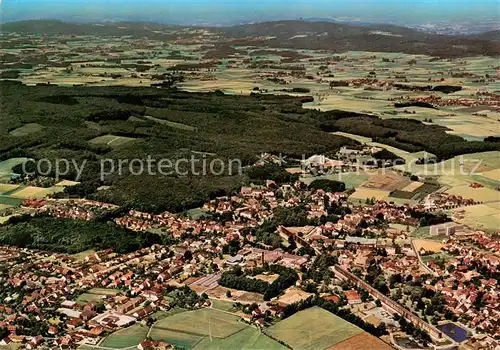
[437,322,468,343]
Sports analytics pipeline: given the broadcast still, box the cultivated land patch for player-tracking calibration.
[362,171,410,191]
[400,181,424,192]
[350,188,391,202]
[100,323,148,348]
[0,184,20,195]
[445,186,500,202]
[267,307,363,350]
[151,308,246,339]
[8,186,58,199]
[413,239,445,253]
[327,332,393,350]
[0,203,13,211]
[481,169,500,182]
[274,287,313,305]
[9,123,44,136]
[453,204,500,232]
[55,180,81,186]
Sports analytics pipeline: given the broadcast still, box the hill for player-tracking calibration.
[1,19,499,57]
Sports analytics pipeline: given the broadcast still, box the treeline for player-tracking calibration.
[308,179,346,192]
[393,84,462,94]
[0,215,163,254]
[245,164,299,184]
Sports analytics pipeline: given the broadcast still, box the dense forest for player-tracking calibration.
[0,81,356,212]
[1,82,498,212]
[0,215,163,253]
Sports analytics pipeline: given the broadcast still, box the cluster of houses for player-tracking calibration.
[1,175,498,348]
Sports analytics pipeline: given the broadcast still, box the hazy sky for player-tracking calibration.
[1,0,499,25]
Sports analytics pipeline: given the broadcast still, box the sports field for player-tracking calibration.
[193,326,287,350]
[149,308,284,349]
[151,308,246,339]
[100,324,148,348]
[267,307,363,350]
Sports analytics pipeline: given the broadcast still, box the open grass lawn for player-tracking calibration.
[100,324,148,348]
[75,288,120,305]
[421,252,455,263]
[151,308,245,339]
[9,123,44,136]
[193,326,287,350]
[267,307,363,350]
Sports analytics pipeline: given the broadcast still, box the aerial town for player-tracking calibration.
[0,163,499,349]
[1,0,500,349]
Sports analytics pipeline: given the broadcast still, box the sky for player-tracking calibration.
[1,0,499,25]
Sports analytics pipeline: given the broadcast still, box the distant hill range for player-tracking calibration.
[2,19,499,57]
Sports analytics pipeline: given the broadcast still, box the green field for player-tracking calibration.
[9,123,44,136]
[193,326,287,350]
[100,324,148,348]
[421,252,455,263]
[0,196,23,207]
[266,307,363,350]
[410,226,447,241]
[150,328,204,349]
[149,307,285,350]
[210,299,236,313]
[151,308,246,339]
[300,173,370,189]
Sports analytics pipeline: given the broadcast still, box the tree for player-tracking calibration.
[226,290,232,298]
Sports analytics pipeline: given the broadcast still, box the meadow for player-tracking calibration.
[266,307,363,349]
[100,323,149,348]
[75,288,120,305]
[148,308,284,349]
[150,308,246,339]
